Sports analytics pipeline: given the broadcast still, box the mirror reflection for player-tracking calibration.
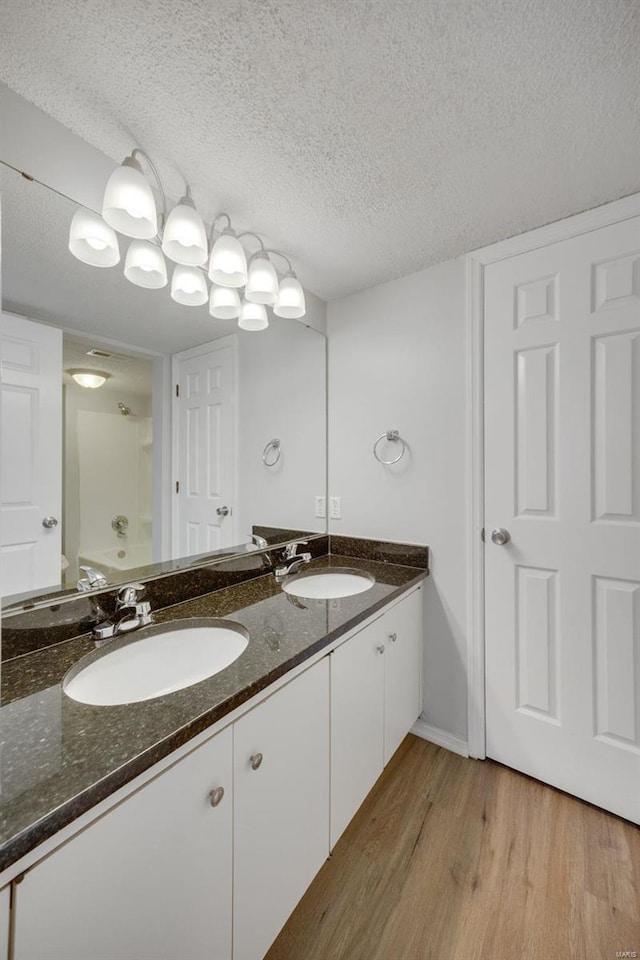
[0,163,327,608]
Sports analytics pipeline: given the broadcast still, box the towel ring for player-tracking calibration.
[373,430,407,465]
[263,438,281,467]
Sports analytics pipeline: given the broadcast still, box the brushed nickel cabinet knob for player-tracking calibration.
[209,786,224,807]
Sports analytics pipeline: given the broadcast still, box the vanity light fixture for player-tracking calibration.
[266,251,306,319]
[208,215,248,287]
[68,147,307,328]
[245,251,280,305]
[68,209,120,267]
[209,284,241,319]
[102,151,163,240]
[171,264,209,306]
[69,369,110,389]
[162,188,208,266]
[238,299,268,331]
[274,273,306,319]
[124,240,168,289]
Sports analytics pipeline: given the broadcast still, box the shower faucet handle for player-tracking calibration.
[111,514,129,538]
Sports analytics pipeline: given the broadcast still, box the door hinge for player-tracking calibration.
[175,383,180,397]
[175,481,180,494]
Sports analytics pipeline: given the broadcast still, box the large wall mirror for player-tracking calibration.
[0,162,327,610]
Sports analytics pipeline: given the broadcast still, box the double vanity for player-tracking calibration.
[0,540,428,960]
[0,120,429,960]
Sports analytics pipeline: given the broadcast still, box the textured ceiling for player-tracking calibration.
[1,0,639,300]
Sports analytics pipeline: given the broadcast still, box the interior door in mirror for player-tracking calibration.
[1,312,62,596]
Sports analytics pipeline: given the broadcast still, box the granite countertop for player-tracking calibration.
[0,554,426,874]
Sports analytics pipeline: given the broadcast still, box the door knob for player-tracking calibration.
[389,633,397,643]
[42,516,58,528]
[216,506,230,517]
[376,644,385,655]
[250,753,263,770]
[490,528,511,546]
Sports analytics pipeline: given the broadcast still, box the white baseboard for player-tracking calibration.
[411,719,470,758]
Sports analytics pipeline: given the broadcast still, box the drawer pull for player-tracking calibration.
[209,786,225,807]
[250,753,263,770]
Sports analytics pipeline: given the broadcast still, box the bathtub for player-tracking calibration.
[78,543,153,578]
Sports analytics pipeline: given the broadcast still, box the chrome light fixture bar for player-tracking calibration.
[68,148,307,330]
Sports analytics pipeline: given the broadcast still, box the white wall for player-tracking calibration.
[327,257,468,742]
[237,303,327,539]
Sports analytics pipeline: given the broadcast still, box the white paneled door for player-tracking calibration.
[173,337,237,557]
[484,215,640,824]
[1,312,62,597]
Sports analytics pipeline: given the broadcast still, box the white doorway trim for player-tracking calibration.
[465,190,640,760]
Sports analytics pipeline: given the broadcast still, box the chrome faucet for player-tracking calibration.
[92,583,153,645]
[250,533,276,572]
[77,566,108,591]
[274,542,312,582]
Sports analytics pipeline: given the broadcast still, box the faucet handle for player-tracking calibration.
[77,566,108,591]
[118,582,146,605]
[282,541,309,560]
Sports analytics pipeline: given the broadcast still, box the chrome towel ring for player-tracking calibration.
[263,438,281,466]
[373,430,407,465]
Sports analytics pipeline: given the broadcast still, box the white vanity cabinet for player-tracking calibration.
[13,726,234,960]
[330,607,386,847]
[331,585,423,848]
[383,585,424,763]
[7,583,422,960]
[233,657,330,960]
[0,886,9,960]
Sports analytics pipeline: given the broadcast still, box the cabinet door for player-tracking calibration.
[330,620,385,848]
[233,658,330,960]
[384,587,424,764]
[0,886,9,960]
[14,727,233,960]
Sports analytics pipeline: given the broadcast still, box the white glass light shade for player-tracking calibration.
[245,252,279,305]
[238,299,268,331]
[68,209,120,267]
[273,274,306,319]
[162,199,208,266]
[69,369,110,389]
[170,265,208,306]
[208,231,247,287]
[102,159,158,239]
[124,241,167,289]
[209,285,241,320]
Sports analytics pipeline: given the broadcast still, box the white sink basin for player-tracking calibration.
[63,618,249,706]
[282,568,375,599]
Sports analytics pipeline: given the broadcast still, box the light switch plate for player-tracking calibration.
[329,496,342,519]
[315,496,326,518]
